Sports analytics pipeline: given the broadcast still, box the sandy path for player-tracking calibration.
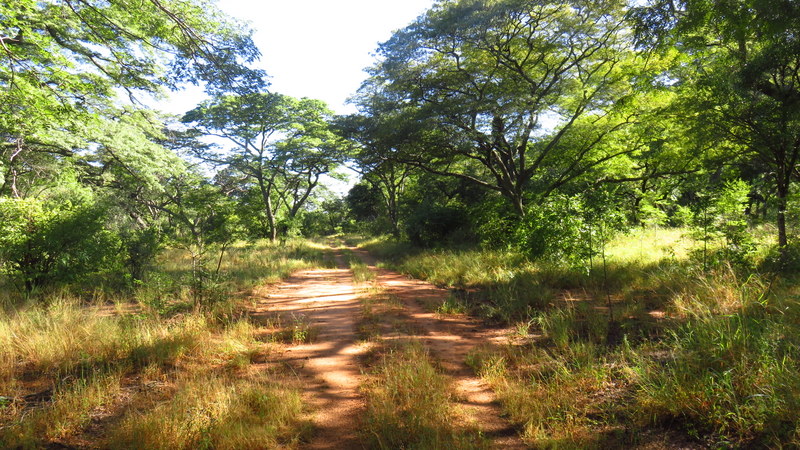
[253,251,366,449]
[352,248,527,449]
[254,247,525,449]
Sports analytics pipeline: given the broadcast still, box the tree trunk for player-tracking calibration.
[385,189,400,238]
[776,180,789,266]
[266,196,277,242]
[511,193,525,217]
[257,175,278,241]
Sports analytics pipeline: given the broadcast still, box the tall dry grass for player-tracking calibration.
[363,341,487,449]
[0,238,326,448]
[368,228,800,446]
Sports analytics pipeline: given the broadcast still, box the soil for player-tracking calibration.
[252,247,527,449]
[252,251,366,449]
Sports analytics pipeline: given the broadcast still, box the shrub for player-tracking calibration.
[405,203,471,248]
[0,196,118,293]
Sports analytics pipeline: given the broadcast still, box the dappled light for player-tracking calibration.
[2,0,800,447]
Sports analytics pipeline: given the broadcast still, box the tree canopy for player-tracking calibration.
[182,93,349,240]
[354,0,647,216]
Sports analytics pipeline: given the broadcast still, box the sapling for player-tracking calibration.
[583,188,627,345]
[689,180,753,270]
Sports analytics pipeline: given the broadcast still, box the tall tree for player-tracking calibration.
[336,114,413,236]
[634,0,800,262]
[182,93,347,240]
[356,0,642,216]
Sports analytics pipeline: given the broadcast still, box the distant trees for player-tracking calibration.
[182,93,349,241]
[3,0,800,293]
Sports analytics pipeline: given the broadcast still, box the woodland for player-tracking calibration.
[2,0,800,448]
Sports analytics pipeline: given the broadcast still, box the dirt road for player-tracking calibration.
[253,247,525,449]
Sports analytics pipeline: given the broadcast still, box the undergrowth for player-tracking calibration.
[363,227,800,447]
[0,238,324,448]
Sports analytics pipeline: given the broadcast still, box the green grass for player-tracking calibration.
[606,226,695,263]
[364,227,800,447]
[467,342,630,447]
[344,250,376,284]
[634,275,800,447]
[362,341,488,449]
[0,298,302,447]
[1,370,124,447]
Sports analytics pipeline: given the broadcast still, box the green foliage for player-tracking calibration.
[405,203,470,248]
[639,193,669,228]
[635,0,800,260]
[689,180,755,268]
[156,176,241,308]
[120,228,162,284]
[301,197,350,237]
[356,0,645,216]
[637,294,800,446]
[0,0,264,214]
[0,195,117,292]
[182,93,348,241]
[476,191,627,270]
[0,0,263,109]
[346,183,383,223]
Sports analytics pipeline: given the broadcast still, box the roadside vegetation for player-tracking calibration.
[363,341,488,450]
[0,240,325,448]
[360,227,800,448]
[351,266,488,449]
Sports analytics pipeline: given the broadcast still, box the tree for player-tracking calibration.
[182,93,347,241]
[336,114,414,237]
[1,0,265,205]
[149,173,240,308]
[634,0,800,263]
[356,0,642,216]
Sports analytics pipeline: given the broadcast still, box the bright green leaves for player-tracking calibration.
[182,93,348,240]
[635,0,800,258]
[0,186,114,292]
[0,0,264,202]
[358,0,645,215]
[1,0,264,105]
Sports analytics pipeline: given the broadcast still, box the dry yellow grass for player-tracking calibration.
[0,239,328,448]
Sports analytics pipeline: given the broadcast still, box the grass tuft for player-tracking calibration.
[106,373,309,449]
[363,341,487,449]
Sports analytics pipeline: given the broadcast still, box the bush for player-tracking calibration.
[404,204,472,248]
[0,196,119,293]
[476,194,625,266]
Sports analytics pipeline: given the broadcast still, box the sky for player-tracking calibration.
[163,0,436,115]
[158,0,437,194]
